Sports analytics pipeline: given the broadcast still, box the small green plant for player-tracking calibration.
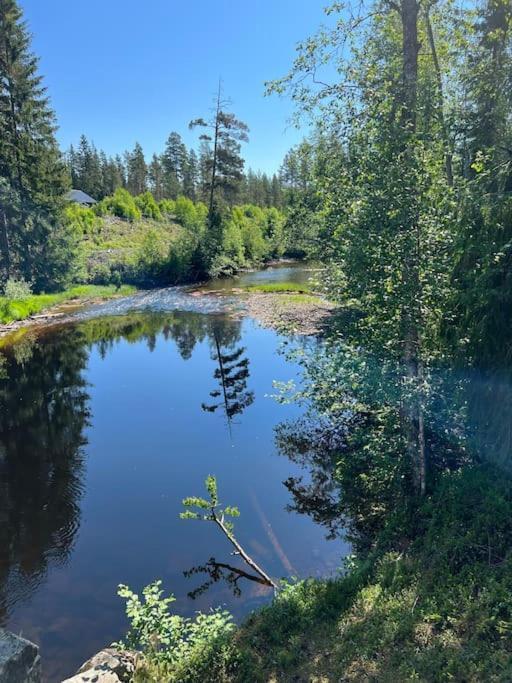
[3,277,32,300]
[116,580,236,681]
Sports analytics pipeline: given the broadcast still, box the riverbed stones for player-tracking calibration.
[0,629,41,683]
[61,648,136,683]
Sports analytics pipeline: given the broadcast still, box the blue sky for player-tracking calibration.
[20,0,330,174]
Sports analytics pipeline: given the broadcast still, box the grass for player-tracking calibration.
[228,466,512,682]
[80,216,181,270]
[244,281,313,294]
[0,284,135,325]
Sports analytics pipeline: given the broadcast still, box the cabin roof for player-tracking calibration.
[66,189,97,204]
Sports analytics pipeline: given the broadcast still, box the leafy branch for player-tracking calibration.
[180,476,278,597]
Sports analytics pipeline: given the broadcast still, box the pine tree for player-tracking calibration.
[0,0,71,289]
[190,83,249,212]
[190,84,249,272]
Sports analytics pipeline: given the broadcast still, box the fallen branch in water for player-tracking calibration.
[180,475,278,596]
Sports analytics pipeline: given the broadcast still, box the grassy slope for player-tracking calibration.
[0,284,135,324]
[0,215,179,325]
[81,215,181,273]
[231,466,512,682]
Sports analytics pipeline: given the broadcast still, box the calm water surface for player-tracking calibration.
[0,265,347,682]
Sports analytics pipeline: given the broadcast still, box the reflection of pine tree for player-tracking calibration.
[202,329,254,427]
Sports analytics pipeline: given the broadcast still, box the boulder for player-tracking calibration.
[62,648,136,683]
[0,629,41,683]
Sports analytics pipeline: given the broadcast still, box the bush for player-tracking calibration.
[167,231,197,283]
[65,203,101,235]
[174,197,207,233]
[96,188,142,222]
[135,192,162,221]
[3,277,32,300]
[265,207,286,257]
[116,581,236,682]
[136,229,167,281]
[159,199,176,216]
[233,207,267,263]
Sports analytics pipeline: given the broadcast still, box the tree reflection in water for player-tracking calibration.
[0,310,252,623]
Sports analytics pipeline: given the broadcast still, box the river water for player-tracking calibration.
[0,264,348,681]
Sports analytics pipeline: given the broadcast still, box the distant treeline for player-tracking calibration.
[67,133,294,209]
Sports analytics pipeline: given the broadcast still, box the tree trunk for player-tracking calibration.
[208,81,222,223]
[400,0,426,495]
[0,208,11,280]
[424,5,454,186]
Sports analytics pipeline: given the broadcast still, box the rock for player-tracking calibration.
[62,648,136,683]
[0,629,41,683]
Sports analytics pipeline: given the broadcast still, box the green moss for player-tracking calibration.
[0,284,135,325]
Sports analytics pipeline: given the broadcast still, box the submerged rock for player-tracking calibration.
[62,648,136,683]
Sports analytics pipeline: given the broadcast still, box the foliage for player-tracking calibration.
[135,192,162,221]
[3,277,32,300]
[64,203,101,235]
[135,229,168,282]
[96,188,142,221]
[159,199,176,216]
[116,581,236,683]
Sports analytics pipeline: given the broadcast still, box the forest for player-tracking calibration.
[1,0,512,680]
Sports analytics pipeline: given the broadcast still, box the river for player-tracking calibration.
[0,264,348,681]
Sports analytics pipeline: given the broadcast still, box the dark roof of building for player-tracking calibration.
[66,189,97,204]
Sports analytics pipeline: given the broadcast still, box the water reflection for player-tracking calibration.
[202,322,254,430]
[0,311,252,625]
[0,330,90,622]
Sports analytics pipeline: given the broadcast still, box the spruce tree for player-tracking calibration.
[0,0,70,289]
[125,142,147,195]
[162,132,187,199]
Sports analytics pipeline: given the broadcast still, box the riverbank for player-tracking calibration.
[0,285,135,340]
[242,290,335,335]
[120,464,512,682]
[0,266,336,343]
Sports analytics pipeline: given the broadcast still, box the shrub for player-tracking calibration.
[136,229,167,281]
[159,199,176,216]
[265,207,286,257]
[3,277,32,300]
[174,196,208,233]
[167,231,197,283]
[65,203,101,235]
[116,581,236,682]
[88,262,113,285]
[135,191,162,221]
[235,209,267,263]
[96,188,142,222]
